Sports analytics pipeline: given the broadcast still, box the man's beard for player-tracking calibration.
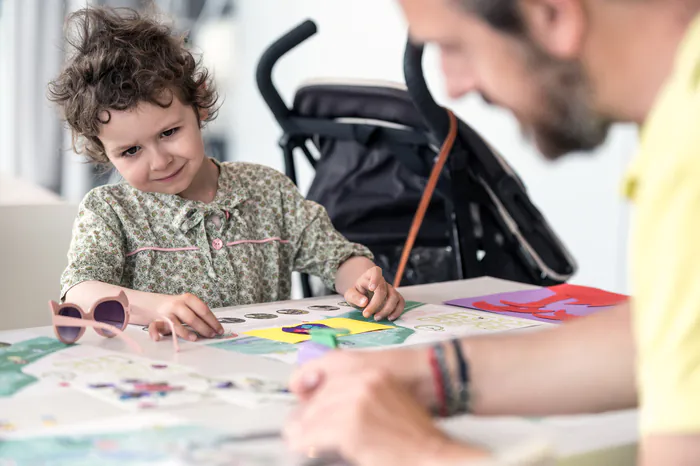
[521,43,612,160]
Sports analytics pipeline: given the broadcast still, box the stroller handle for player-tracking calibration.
[403,39,451,142]
[256,19,318,125]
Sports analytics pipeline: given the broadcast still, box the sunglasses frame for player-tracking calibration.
[50,291,130,344]
[49,291,181,353]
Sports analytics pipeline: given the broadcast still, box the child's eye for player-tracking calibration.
[122,146,141,157]
[161,127,179,137]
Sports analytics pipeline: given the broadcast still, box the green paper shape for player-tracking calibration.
[209,336,296,355]
[338,326,416,348]
[336,310,416,347]
[0,337,70,397]
[404,301,426,312]
[0,424,244,465]
[309,328,349,349]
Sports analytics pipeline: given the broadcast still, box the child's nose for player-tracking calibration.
[150,148,173,171]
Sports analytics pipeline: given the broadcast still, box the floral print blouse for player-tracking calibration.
[61,160,372,308]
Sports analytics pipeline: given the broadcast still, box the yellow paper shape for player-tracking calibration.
[244,317,393,344]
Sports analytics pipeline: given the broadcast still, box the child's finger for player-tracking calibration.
[148,321,164,341]
[345,288,370,309]
[353,266,380,294]
[362,280,388,318]
[367,266,383,292]
[175,308,215,339]
[373,289,401,321]
[151,317,197,342]
[148,318,195,343]
[184,293,224,334]
[171,319,198,341]
[388,297,406,321]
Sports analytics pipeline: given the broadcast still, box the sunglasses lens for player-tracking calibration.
[94,300,126,334]
[57,307,82,342]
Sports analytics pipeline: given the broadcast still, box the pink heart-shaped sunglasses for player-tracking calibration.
[49,291,180,352]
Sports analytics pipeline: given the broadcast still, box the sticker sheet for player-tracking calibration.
[20,346,293,411]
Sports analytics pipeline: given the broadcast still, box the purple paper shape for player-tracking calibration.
[297,341,332,365]
[444,288,615,324]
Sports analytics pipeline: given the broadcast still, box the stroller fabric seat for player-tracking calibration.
[256,19,577,295]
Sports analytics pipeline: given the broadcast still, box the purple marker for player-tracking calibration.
[297,341,333,365]
[296,328,348,365]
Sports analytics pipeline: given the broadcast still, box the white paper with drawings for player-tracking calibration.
[197,298,544,360]
[20,345,293,410]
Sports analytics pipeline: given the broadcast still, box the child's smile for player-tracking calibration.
[153,164,186,183]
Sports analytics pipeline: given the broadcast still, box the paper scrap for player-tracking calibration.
[244,317,393,344]
[444,284,628,323]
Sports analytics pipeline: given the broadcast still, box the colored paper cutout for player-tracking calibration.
[338,326,416,348]
[244,317,393,344]
[282,323,331,335]
[333,310,417,347]
[0,337,69,398]
[0,417,281,465]
[403,301,426,312]
[208,336,297,356]
[445,284,628,323]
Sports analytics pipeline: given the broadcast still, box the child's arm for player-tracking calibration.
[62,191,222,343]
[65,281,224,341]
[266,166,407,321]
[335,257,405,322]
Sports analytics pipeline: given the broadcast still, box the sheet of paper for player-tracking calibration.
[244,317,393,344]
[186,314,323,345]
[0,390,125,434]
[21,346,213,410]
[20,346,289,411]
[212,373,295,408]
[207,298,542,361]
[445,284,628,323]
[212,298,355,324]
[394,304,545,337]
[0,413,290,465]
[0,336,71,398]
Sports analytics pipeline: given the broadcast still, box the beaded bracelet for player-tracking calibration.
[451,338,471,414]
[428,346,448,417]
[433,343,453,416]
[428,340,472,416]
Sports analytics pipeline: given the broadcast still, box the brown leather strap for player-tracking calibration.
[393,110,458,288]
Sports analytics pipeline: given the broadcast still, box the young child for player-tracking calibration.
[49,6,405,343]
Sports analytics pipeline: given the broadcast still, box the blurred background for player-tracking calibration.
[0,0,637,328]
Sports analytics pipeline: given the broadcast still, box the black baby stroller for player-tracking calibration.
[256,20,577,297]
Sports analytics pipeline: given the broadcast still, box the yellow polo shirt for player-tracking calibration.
[626,14,700,434]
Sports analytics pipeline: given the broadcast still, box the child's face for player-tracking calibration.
[98,94,208,195]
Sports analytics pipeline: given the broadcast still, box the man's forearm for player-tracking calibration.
[459,302,636,416]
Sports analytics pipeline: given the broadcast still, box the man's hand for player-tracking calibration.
[285,368,488,466]
[289,348,437,408]
[344,266,405,321]
[147,293,223,341]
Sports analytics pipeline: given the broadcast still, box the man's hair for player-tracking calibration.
[454,0,524,33]
[48,6,219,163]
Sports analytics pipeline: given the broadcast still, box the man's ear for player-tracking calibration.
[519,0,586,59]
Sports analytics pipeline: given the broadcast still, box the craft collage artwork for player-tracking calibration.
[0,285,627,463]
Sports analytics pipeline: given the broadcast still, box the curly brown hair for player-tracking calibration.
[48,6,219,164]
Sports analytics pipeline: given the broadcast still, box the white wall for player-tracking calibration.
[228,0,636,293]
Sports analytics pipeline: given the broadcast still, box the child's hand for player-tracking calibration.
[148,293,224,342]
[344,266,405,321]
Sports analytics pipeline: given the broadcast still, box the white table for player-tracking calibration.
[0,277,637,465]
